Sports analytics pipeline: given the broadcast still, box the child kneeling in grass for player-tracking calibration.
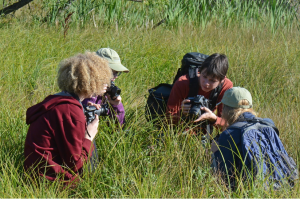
[24,52,112,184]
[210,87,298,189]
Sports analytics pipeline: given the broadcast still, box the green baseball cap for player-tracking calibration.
[221,87,253,109]
[96,48,129,72]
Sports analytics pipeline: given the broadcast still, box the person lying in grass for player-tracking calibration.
[167,53,233,132]
[24,52,112,184]
[210,87,298,189]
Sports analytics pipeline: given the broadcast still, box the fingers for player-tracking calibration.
[86,114,99,141]
[201,107,212,113]
[181,99,191,115]
[87,102,101,110]
[194,107,217,123]
[194,115,205,123]
[92,114,99,124]
[107,95,122,106]
[181,99,191,106]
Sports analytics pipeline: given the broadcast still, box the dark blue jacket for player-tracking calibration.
[214,112,274,177]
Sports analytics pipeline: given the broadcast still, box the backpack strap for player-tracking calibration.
[229,118,279,136]
[245,118,279,136]
[173,68,183,84]
[187,66,199,98]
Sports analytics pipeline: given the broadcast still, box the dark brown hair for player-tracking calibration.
[199,53,228,80]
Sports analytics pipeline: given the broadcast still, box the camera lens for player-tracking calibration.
[95,104,109,116]
[189,105,202,118]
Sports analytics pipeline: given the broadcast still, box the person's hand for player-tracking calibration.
[194,107,217,123]
[87,102,101,109]
[102,84,108,95]
[181,99,192,116]
[85,114,99,141]
[211,140,219,153]
[107,95,122,106]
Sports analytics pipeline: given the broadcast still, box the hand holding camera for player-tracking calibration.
[194,107,217,123]
[86,114,99,141]
[181,95,217,123]
[106,80,121,100]
[107,95,122,106]
[181,99,192,115]
[84,102,109,141]
[105,80,122,105]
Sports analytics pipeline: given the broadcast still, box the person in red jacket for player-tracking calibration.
[24,52,112,184]
[167,53,233,130]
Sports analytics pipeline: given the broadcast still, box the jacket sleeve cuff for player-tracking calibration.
[82,138,94,157]
[213,116,226,127]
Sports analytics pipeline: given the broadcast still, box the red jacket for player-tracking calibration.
[24,95,93,183]
[167,75,233,127]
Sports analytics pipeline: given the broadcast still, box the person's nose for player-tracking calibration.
[204,79,210,86]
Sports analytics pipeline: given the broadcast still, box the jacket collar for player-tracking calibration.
[235,112,256,123]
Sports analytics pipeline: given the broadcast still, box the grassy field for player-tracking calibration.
[0,0,300,197]
[0,22,299,197]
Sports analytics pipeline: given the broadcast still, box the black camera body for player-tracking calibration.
[106,81,121,99]
[186,95,210,119]
[83,104,109,124]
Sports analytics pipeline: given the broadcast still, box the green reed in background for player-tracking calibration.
[1,0,299,31]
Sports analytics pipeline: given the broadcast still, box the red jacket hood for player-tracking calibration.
[26,95,82,125]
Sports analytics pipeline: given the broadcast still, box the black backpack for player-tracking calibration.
[145,52,223,124]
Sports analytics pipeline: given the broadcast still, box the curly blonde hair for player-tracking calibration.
[57,52,112,97]
[222,99,257,126]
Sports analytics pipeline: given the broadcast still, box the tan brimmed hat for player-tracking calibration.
[96,48,129,72]
[221,87,253,109]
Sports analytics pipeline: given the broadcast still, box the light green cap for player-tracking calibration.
[221,87,253,109]
[96,48,129,72]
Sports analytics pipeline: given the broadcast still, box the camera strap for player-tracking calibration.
[208,83,223,110]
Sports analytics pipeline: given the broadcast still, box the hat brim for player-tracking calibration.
[109,63,129,73]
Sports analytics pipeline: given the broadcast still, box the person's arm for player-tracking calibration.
[107,101,125,125]
[166,75,189,124]
[214,78,233,127]
[214,128,241,177]
[54,106,94,174]
[84,95,125,125]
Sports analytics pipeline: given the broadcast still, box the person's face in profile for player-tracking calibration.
[111,70,122,81]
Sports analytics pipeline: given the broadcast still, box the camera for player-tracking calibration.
[186,95,210,120]
[83,104,109,124]
[106,80,121,99]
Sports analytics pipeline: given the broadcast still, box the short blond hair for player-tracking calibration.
[222,99,257,126]
[57,52,112,97]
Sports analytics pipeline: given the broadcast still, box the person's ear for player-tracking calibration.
[220,79,225,84]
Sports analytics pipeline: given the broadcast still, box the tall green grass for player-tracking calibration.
[1,0,299,32]
[0,21,300,197]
